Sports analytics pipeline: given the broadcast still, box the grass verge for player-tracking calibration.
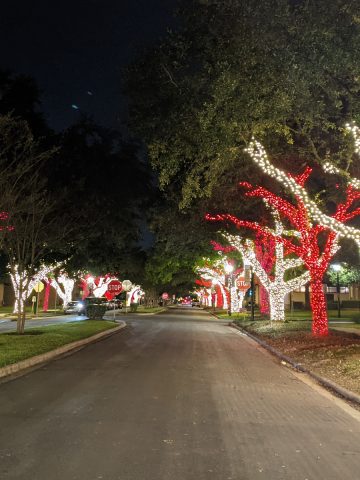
[0,320,117,368]
[233,318,360,397]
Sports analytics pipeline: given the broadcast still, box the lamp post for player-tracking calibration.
[250,266,255,321]
[225,263,234,316]
[211,279,216,312]
[331,264,341,318]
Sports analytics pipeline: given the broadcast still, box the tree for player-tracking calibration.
[221,214,310,322]
[207,129,360,335]
[196,258,229,310]
[125,0,360,209]
[0,70,52,139]
[0,116,73,333]
[48,118,154,277]
[47,270,76,308]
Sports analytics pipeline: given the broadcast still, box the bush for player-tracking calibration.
[86,304,107,320]
[130,303,138,313]
[292,301,304,310]
[342,300,360,309]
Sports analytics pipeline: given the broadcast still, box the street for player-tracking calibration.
[0,307,359,479]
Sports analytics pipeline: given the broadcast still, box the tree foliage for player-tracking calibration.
[125,0,360,209]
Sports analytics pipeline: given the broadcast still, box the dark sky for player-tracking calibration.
[0,0,177,131]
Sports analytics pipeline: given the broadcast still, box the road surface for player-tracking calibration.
[0,306,359,479]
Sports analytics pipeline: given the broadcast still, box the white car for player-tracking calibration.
[63,301,85,315]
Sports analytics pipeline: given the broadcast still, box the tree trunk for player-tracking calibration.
[43,281,51,312]
[259,285,270,314]
[269,290,286,321]
[309,278,328,336]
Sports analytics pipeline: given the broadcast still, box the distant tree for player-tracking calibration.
[327,263,360,287]
[48,118,155,276]
[0,70,52,139]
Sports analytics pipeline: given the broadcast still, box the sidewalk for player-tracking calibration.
[230,321,360,408]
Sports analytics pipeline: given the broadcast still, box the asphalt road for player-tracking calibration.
[0,307,359,480]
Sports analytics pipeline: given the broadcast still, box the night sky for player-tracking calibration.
[0,0,176,131]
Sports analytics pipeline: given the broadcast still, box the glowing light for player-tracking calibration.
[49,272,75,308]
[207,124,360,335]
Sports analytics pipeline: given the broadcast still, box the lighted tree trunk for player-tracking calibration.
[50,274,75,308]
[309,277,328,336]
[43,281,51,312]
[268,293,286,322]
[259,287,270,315]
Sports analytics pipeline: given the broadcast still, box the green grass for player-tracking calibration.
[0,320,117,368]
[0,306,66,319]
[211,307,360,324]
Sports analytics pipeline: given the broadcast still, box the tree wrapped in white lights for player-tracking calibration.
[48,272,75,308]
[196,260,229,310]
[246,124,360,248]
[222,214,311,322]
[128,285,144,306]
[10,263,56,332]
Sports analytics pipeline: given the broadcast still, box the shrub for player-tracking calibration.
[342,300,360,309]
[130,303,138,313]
[86,304,107,320]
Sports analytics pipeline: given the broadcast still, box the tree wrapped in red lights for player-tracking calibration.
[255,233,275,315]
[196,259,229,310]
[207,129,360,335]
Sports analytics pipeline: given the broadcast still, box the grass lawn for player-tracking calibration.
[232,318,360,398]
[0,320,117,368]
[213,308,360,323]
[0,306,66,319]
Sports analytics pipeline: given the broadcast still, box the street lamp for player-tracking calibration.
[224,263,234,316]
[243,259,255,321]
[250,266,255,321]
[211,279,216,312]
[331,264,342,318]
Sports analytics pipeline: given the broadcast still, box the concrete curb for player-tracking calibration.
[0,321,126,380]
[230,322,360,407]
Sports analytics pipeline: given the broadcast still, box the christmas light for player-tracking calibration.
[11,263,56,314]
[223,227,310,322]
[245,135,360,245]
[207,125,360,335]
[244,134,360,334]
[49,272,76,308]
[196,262,229,310]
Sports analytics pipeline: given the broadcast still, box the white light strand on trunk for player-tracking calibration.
[223,226,310,321]
[49,273,75,308]
[11,264,56,313]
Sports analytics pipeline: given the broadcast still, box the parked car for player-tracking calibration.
[192,300,201,307]
[63,301,85,315]
[106,299,123,309]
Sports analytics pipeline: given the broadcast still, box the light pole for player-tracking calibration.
[331,264,342,318]
[250,266,255,321]
[211,279,216,312]
[225,263,234,316]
